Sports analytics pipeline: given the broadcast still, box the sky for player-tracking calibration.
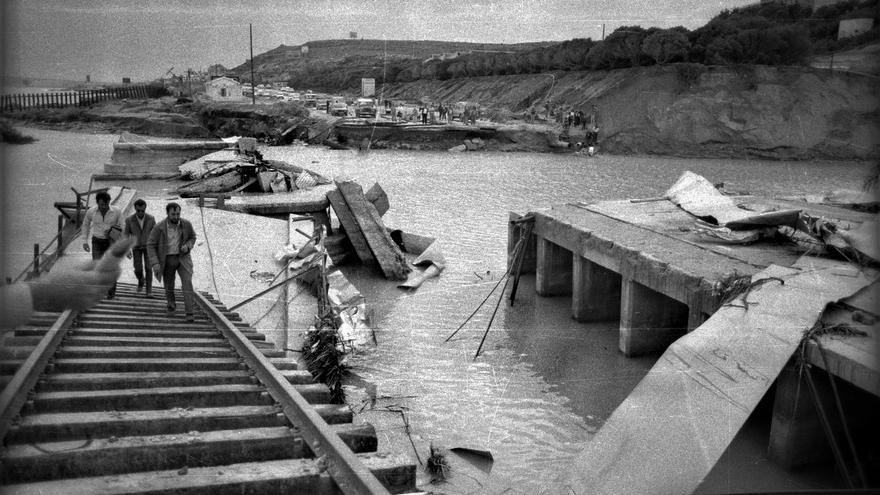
[3,0,755,84]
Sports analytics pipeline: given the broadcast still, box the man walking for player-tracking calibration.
[124,199,156,297]
[147,202,197,322]
[81,190,123,298]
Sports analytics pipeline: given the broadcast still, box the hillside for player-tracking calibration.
[229,38,554,88]
[379,64,879,160]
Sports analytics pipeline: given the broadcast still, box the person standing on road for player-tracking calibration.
[147,202,197,322]
[81,190,123,299]
[123,198,156,297]
[586,104,600,146]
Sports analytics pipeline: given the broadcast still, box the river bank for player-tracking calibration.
[5,63,877,160]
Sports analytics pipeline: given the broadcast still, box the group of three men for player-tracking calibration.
[81,193,197,321]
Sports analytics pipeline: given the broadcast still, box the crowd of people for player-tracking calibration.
[77,196,197,321]
[389,102,481,126]
[561,104,600,147]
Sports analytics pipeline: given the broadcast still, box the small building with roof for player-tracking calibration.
[206,76,244,101]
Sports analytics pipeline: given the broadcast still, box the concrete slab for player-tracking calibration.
[221,184,334,215]
[564,259,875,495]
[107,140,230,175]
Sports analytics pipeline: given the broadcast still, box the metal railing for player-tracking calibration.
[196,291,391,495]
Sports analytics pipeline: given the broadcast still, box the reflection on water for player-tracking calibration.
[3,128,872,492]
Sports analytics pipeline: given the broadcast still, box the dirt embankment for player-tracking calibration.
[3,98,316,143]
[381,65,880,160]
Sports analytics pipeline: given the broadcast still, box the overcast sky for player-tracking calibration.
[3,0,755,84]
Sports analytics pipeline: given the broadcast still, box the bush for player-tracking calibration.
[269,101,309,118]
[643,29,691,65]
[0,118,36,143]
[675,63,706,88]
[703,25,811,65]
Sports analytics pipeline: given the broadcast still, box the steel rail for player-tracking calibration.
[194,291,391,495]
[0,309,76,441]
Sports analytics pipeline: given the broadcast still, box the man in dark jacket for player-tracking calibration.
[147,202,197,321]
[123,199,156,297]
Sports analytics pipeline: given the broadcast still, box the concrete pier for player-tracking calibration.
[572,256,620,322]
[536,237,572,296]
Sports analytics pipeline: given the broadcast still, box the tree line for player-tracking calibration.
[286,0,878,91]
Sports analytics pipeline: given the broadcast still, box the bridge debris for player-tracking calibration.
[669,170,879,263]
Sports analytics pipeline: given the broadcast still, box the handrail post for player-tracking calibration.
[72,187,82,225]
[32,243,40,275]
[57,215,65,257]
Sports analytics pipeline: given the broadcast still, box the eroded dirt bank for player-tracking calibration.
[381,65,880,160]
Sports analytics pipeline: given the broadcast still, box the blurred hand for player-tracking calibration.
[152,264,163,283]
[82,243,90,253]
[29,237,135,312]
[127,251,133,259]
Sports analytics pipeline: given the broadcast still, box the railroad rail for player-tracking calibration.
[0,282,414,494]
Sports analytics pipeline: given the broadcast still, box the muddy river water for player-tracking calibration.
[2,127,873,493]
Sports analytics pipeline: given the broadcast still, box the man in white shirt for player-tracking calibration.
[81,190,123,298]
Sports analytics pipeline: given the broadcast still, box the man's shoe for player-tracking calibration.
[136,283,144,293]
[185,314,195,323]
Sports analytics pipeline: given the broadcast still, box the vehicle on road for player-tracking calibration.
[329,96,348,116]
[354,98,377,118]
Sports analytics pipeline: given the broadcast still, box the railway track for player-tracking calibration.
[0,282,415,494]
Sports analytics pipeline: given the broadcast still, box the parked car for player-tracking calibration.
[329,96,348,116]
[355,98,377,118]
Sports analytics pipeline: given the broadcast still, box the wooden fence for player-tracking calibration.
[0,85,165,112]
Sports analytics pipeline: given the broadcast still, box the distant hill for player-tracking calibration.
[229,38,556,89]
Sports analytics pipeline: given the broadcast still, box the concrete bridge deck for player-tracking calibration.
[512,197,874,358]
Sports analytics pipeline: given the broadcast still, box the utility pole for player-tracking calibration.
[602,24,605,41]
[250,23,256,105]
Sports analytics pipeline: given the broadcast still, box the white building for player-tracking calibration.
[205,76,244,101]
